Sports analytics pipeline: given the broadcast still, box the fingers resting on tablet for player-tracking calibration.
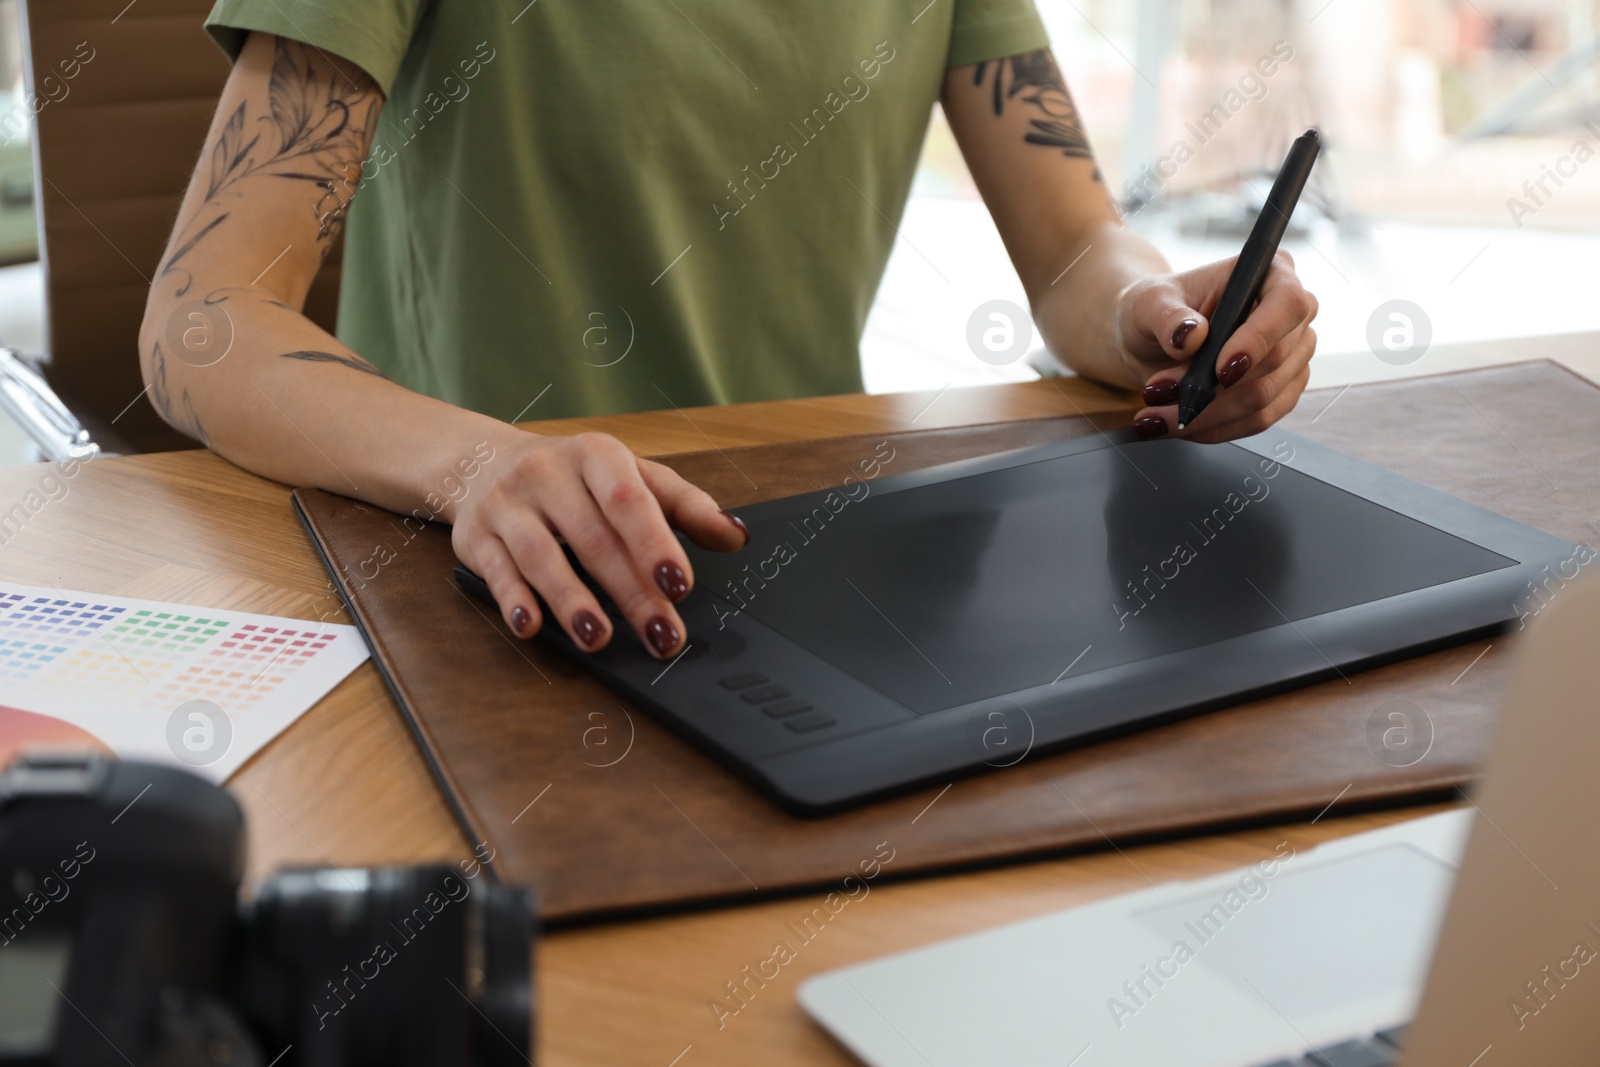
[451,432,748,659]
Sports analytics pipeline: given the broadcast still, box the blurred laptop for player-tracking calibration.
[801,576,1600,1066]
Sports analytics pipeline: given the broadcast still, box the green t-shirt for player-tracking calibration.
[206,1,1049,421]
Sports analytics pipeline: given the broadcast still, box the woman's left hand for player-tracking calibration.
[1113,251,1318,444]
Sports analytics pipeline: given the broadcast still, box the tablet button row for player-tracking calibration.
[718,671,767,690]
[717,670,836,735]
[761,698,812,719]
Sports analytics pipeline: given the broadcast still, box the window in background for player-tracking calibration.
[0,2,1591,422]
[864,0,1600,393]
[0,0,43,465]
[0,0,34,265]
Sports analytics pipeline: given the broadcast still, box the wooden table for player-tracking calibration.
[2,355,1589,1066]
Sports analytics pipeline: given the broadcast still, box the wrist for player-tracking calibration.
[416,413,531,527]
[1036,282,1143,392]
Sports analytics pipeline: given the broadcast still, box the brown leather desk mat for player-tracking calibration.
[293,361,1598,923]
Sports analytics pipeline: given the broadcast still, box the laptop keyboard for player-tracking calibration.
[1251,1023,1408,1067]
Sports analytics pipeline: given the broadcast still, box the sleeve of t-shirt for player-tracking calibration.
[204,0,427,97]
[948,0,1051,68]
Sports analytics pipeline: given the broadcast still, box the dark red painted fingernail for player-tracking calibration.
[1142,379,1180,407]
[1170,318,1199,350]
[722,510,750,547]
[571,610,604,649]
[1133,415,1168,440]
[655,561,689,601]
[645,617,682,657]
[510,606,531,636]
[1219,353,1251,388]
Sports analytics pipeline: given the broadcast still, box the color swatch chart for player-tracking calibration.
[0,583,369,780]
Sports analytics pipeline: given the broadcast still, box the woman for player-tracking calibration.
[143,1,1318,660]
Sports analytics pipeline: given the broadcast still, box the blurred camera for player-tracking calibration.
[0,754,535,1066]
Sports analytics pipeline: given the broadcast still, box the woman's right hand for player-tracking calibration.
[450,431,749,659]
[140,31,746,641]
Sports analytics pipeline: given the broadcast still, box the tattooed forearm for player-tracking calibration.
[278,349,387,378]
[161,38,378,285]
[160,214,230,279]
[148,341,210,445]
[973,50,1099,170]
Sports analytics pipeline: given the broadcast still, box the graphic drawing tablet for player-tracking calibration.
[457,430,1576,813]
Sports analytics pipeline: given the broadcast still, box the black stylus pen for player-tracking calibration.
[1175,128,1321,430]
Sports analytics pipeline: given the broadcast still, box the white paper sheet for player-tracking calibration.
[0,582,369,780]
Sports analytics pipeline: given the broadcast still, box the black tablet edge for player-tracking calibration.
[1232,428,1573,561]
[667,432,1578,812]
[750,571,1521,813]
[716,428,1574,567]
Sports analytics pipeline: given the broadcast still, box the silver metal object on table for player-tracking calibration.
[0,346,100,462]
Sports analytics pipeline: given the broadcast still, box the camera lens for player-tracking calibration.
[467,881,537,1067]
[239,866,535,1067]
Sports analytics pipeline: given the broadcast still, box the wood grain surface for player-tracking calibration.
[291,360,1600,925]
[0,362,1589,1065]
